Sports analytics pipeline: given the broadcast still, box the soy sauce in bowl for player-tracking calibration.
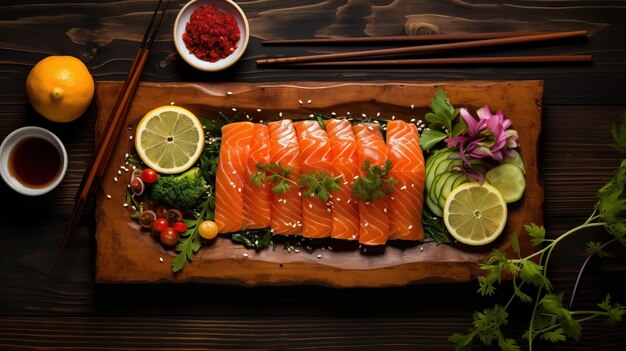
[9,137,62,188]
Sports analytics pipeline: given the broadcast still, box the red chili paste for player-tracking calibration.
[182,5,241,62]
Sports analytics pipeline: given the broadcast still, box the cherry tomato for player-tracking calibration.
[198,220,219,240]
[155,206,168,219]
[141,168,158,184]
[152,218,168,232]
[166,209,183,224]
[139,210,157,228]
[173,221,188,233]
[130,177,145,194]
[160,227,180,247]
[141,199,158,211]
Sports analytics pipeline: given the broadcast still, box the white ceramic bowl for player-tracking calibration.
[0,126,68,196]
[174,0,249,71]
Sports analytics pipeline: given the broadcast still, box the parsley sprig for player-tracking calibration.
[351,159,396,202]
[251,163,342,202]
[450,118,626,350]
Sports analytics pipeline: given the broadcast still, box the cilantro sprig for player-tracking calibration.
[251,163,342,202]
[351,159,396,202]
[451,118,626,350]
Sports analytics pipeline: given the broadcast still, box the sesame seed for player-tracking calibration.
[123,203,128,208]
[328,246,333,251]
[322,247,326,252]
[331,112,336,116]
[420,246,424,252]
[232,108,237,112]
[346,112,351,115]
[352,234,357,239]
[347,199,351,204]
[229,181,234,186]
[383,207,387,213]
[365,202,370,205]
[160,257,164,262]
[336,197,341,202]
[367,126,374,131]
[238,188,242,193]
[317,254,322,259]
[411,183,415,188]
[294,249,300,253]
[288,247,292,252]
[354,175,359,180]
[307,100,312,104]
[410,104,415,110]
[343,181,348,185]
[326,208,331,212]
[124,153,129,158]
[362,113,367,118]
[376,112,381,117]
[257,108,262,112]
[117,170,122,175]
[259,120,263,123]
[364,222,369,227]
[243,253,248,257]
[298,100,303,105]
[114,177,118,183]
[309,114,314,118]
[129,135,133,140]
[308,203,313,208]
[410,118,416,122]
[124,168,129,172]
[132,165,137,170]
[131,206,136,211]
[227,91,233,96]
[409,225,413,229]
[400,185,407,190]
[279,112,283,117]
[391,115,396,120]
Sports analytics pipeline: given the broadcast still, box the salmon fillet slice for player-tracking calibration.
[243,124,272,229]
[268,120,302,235]
[214,122,255,233]
[353,123,389,246]
[386,121,425,240]
[326,119,360,240]
[293,120,333,238]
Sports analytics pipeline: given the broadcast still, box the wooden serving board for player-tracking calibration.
[94,81,543,286]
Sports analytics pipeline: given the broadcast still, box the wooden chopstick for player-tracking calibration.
[53,0,170,271]
[257,30,588,65]
[274,55,593,67]
[262,32,548,45]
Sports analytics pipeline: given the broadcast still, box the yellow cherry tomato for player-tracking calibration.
[198,220,219,240]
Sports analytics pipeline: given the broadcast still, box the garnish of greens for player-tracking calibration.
[449,116,626,350]
[351,159,396,202]
[251,162,342,203]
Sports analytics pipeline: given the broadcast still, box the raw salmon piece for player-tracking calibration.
[243,124,271,229]
[268,120,302,235]
[386,120,425,240]
[353,123,389,246]
[326,119,360,240]
[214,122,255,233]
[294,120,333,238]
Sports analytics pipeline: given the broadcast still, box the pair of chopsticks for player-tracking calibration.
[257,30,591,67]
[53,0,170,270]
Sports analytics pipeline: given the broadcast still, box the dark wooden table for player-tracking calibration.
[1,1,625,350]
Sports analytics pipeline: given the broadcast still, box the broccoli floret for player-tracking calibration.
[151,167,207,210]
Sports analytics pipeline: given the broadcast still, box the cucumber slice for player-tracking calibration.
[430,172,454,205]
[503,150,526,174]
[438,173,467,209]
[425,150,453,190]
[426,195,443,217]
[485,163,526,203]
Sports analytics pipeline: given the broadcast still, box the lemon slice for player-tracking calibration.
[443,183,507,246]
[135,106,204,174]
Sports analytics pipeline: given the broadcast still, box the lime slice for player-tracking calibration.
[135,106,204,174]
[485,163,526,203]
[503,150,526,174]
[443,183,507,246]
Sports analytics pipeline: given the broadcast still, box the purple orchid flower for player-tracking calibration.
[444,105,519,181]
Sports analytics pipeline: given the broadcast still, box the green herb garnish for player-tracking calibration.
[351,159,396,202]
[172,192,214,272]
[298,170,342,202]
[230,228,273,250]
[420,90,461,151]
[251,162,297,195]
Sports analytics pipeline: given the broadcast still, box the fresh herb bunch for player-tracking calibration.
[419,90,462,151]
[298,170,342,202]
[351,159,396,202]
[172,194,214,272]
[450,118,626,350]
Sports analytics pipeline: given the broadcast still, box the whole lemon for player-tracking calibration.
[26,56,94,123]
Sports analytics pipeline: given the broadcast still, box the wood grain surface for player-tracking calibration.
[1,0,625,350]
[94,80,543,286]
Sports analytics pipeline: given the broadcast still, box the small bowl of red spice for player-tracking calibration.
[174,0,249,71]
